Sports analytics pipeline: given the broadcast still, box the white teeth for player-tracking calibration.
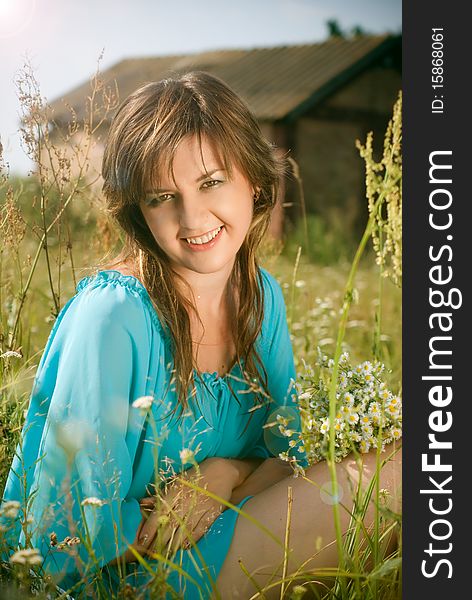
[186,226,222,245]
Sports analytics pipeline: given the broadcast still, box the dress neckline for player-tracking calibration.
[76,269,242,383]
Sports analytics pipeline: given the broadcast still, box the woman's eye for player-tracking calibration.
[201,179,222,189]
[145,194,173,206]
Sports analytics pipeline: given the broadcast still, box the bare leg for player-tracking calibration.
[214,445,402,599]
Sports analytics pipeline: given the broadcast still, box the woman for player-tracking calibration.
[1,71,401,599]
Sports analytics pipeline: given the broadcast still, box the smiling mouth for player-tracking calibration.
[183,225,224,245]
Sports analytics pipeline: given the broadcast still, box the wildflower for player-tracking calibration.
[320,419,329,434]
[347,412,359,425]
[390,427,402,440]
[179,448,195,464]
[0,500,20,519]
[344,392,354,405]
[81,497,104,507]
[0,350,22,359]
[57,536,81,550]
[9,548,43,566]
[291,585,308,597]
[360,440,370,453]
[276,414,289,426]
[369,402,380,416]
[372,414,381,426]
[357,91,402,286]
[132,395,154,411]
[387,401,400,416]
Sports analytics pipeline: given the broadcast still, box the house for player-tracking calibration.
[49,34,401,239]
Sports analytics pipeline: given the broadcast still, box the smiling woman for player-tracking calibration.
[0,0,36,39]
[139,136,255,280]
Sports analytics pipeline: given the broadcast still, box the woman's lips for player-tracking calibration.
[181,225,225,252]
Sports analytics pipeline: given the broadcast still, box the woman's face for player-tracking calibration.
[139,135,255,279]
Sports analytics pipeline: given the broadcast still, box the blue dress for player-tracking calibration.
[1,267,308,599]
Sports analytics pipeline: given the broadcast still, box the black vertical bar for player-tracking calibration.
[403,2,468,597]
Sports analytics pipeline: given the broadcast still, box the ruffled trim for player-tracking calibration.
[194,359,243,387]
[76,270,165,334]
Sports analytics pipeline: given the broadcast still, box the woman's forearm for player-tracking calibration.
[229,458,294,504]
[108,457,252,566]
[226,457,266,487]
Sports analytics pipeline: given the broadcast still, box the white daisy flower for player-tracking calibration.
[344,392,354,405]
[132,395,154,410]
[320,419,330,434]
[347,412,359,425]
[81,497,104,507]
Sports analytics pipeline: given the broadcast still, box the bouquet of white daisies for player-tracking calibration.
[296,348,402,463]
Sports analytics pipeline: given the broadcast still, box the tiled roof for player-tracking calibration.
[50,35,399,124]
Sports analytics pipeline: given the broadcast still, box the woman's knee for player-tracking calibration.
[303,444,402,514]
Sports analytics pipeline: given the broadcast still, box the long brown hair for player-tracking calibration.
[100,71,288,424]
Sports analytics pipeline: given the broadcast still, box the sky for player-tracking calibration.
[0,0,401,175]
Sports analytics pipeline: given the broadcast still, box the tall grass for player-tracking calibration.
[1,62,401,599]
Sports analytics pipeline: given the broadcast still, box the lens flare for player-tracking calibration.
[0,0,36,39]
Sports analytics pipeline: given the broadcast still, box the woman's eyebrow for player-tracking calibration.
[147,169,225,193]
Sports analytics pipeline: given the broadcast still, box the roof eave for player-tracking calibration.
[282,34,401,123]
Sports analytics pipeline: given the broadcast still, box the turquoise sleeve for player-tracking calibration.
[252,269,309,469]
[2,281,154,581]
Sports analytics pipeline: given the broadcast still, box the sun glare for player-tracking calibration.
[0,0,13,15]
[0,0,36,39]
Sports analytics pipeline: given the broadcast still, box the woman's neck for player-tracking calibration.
[174,262,236,314]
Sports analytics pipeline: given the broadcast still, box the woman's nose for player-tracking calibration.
[178,192,209,231]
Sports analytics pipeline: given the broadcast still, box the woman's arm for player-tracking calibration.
[109,457,248,565]
[229,458,295,504]
[225,457,266,487]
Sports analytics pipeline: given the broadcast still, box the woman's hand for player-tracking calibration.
[136,457,241,555]
[229,457,294,504]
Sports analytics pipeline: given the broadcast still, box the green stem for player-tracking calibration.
[373,223,384,362]
[326,186,392,586]
[289,246,302,329]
